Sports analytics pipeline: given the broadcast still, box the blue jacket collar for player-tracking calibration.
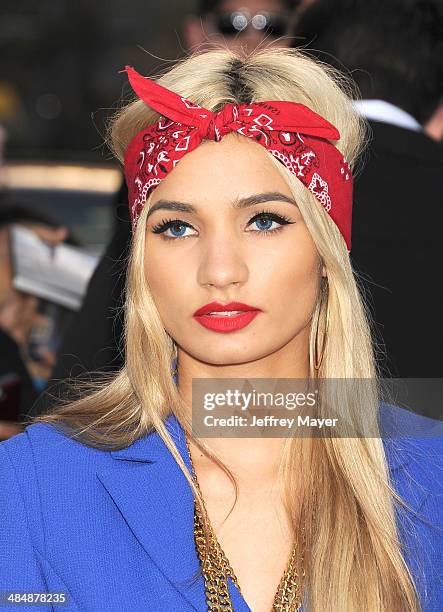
[97,413,251,612]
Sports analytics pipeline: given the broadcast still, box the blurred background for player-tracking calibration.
[2,0,197,158]
[1,0,442,438]
[0,0,201,251]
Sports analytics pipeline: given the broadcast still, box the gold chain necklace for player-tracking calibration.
[184,434,305,611]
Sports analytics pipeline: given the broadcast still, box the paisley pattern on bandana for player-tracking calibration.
[123,66,354,250]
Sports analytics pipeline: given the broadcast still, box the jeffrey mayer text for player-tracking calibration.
[203,415,339,428]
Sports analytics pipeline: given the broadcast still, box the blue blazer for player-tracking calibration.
[1,404,442,611]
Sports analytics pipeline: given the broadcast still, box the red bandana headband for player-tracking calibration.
[123,66,353,250]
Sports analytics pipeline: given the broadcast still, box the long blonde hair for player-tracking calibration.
[32,48,422,611]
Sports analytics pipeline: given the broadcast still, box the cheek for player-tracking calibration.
[144,244,189,324]
[262,242,320,322]
[144,232,179,281]
[144,247,169,305]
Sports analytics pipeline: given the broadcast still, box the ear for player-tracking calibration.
[321,264,327,278]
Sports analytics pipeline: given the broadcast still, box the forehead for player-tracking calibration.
[150,133,293,203]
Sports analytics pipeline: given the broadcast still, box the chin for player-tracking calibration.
[181,342,276,367]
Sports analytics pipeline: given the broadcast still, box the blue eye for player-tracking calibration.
[246,209,295,236]
[254,217,274,231]
[151,220,197,240]
[164,221,195,239]
[248,212,290,234]
[151,209,294,241]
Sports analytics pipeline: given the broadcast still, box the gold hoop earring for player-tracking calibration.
[171,340,178,378]
[313,281,330,371]
[171,358,178,379]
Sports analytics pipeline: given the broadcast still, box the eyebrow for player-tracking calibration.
[146,191,298,219]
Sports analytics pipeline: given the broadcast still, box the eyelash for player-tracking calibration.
[150,209,295,241]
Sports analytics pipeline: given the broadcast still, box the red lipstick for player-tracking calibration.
[193,301,262,333]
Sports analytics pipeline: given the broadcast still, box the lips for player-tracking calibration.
[193,301,262,333]
[193,301,260,316]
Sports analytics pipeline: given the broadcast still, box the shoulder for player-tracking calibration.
[0,422,116,509]
[380,403,443,487]
[1,421,113,469]
[380,405,443,610]
[381,404,442,546]
[367,120,443,164]
[0,422,127,556]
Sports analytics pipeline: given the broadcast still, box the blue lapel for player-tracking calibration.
[96,412,251,612]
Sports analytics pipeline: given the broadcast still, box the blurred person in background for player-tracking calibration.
[183,0,299,52]
[293,0,443,383]
[31,184,130,418]
[0,201,69,439]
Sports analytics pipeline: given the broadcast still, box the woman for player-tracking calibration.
[0,48,441,612]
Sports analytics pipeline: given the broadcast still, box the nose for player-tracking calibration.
[197,231,249,290]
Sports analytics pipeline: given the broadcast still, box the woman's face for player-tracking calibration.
[144,133,324,373]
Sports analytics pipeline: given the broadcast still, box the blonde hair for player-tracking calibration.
[32,48,422,611]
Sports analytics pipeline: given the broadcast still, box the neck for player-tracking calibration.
[175,334,310,485]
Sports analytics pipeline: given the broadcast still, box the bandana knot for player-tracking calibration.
[198,103,238,141]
